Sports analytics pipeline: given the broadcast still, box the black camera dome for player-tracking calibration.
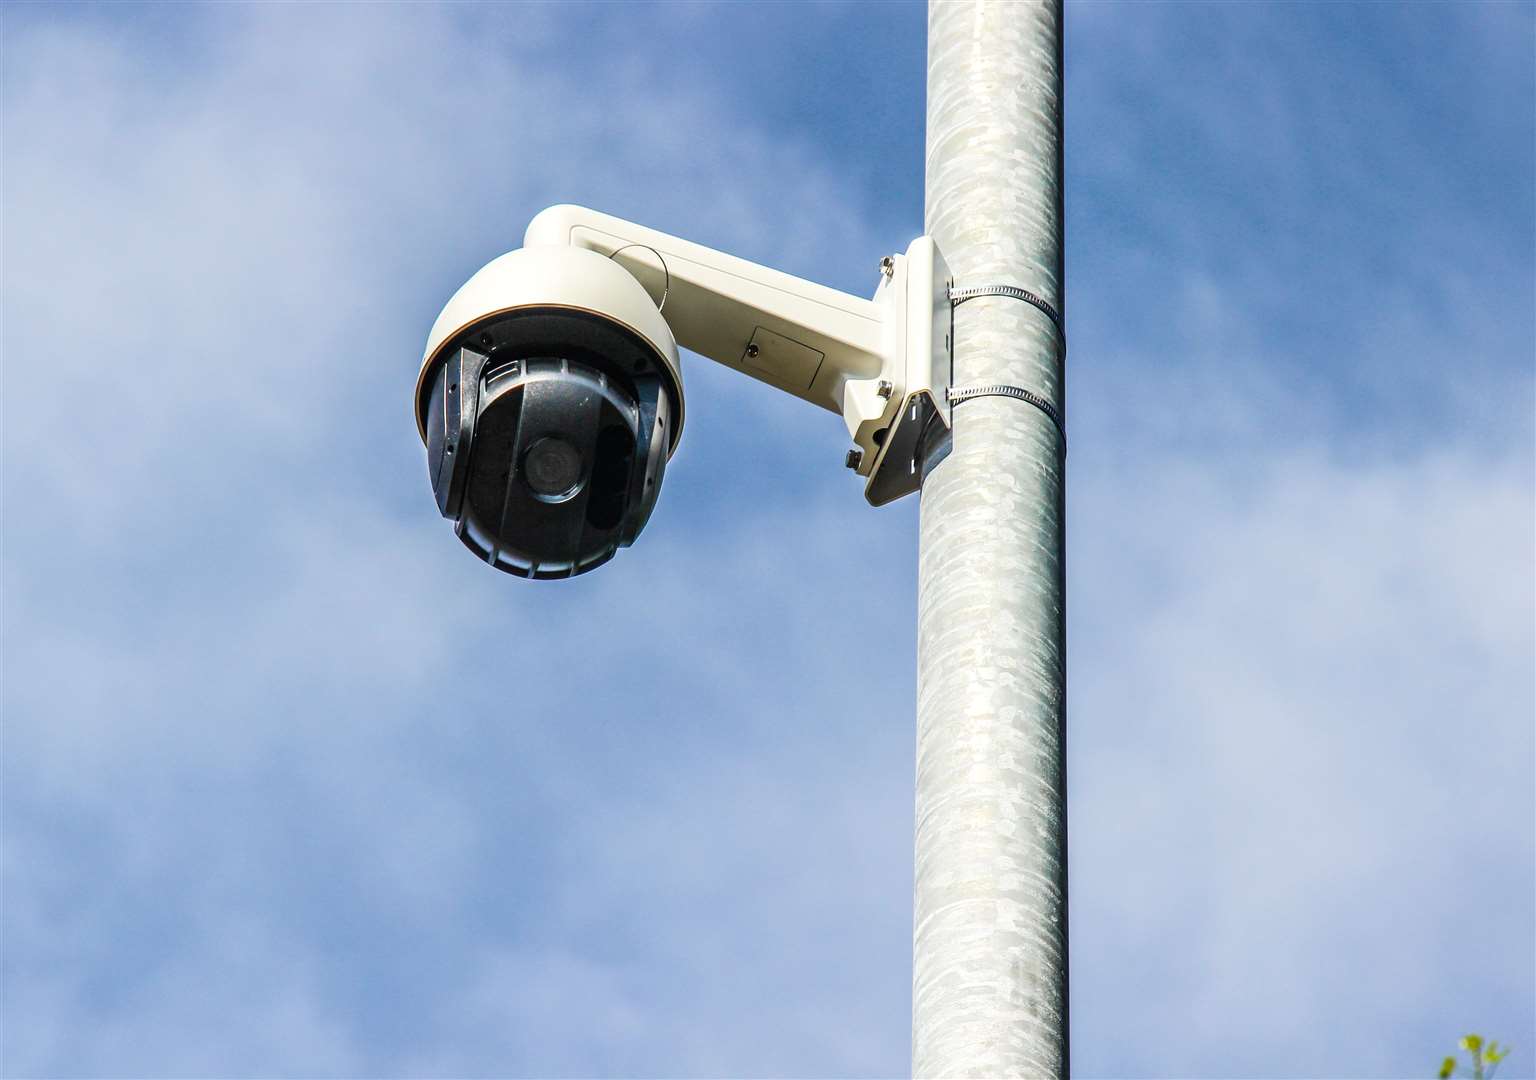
[422,309,677,579]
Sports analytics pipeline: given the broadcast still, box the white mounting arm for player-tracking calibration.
[523,205,951,505]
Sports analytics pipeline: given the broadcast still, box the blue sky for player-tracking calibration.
[3,2,1532,1077]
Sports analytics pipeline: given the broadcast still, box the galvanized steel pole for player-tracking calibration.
[913,2,1067,1077]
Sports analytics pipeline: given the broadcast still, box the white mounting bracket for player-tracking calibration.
[522,205,952,506]
[859,236,952,506]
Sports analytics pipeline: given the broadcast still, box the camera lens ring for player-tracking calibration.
[522,436,586,503]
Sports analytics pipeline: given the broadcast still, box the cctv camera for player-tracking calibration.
[414,245,683,579]
[416,205,950,579]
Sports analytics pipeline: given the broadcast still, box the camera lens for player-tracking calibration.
[523,436,584,502]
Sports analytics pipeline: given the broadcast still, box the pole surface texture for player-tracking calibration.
[914,2,1067,1077]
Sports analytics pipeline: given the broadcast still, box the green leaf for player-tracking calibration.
[1440,1055,1457,1078]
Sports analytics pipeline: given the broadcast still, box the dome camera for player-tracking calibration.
[416,205,952,580]
[415,245,683,578]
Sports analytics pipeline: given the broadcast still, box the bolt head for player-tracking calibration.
[877,379,894,399]
[845,448,864,470]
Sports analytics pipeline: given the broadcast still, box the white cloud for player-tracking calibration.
[3,5,911,1076]
[4,5,1531,1079]
[1068,364,1533,1075]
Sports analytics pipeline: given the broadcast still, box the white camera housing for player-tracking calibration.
[418,243,685,445]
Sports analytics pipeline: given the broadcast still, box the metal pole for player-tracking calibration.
[913,1,1067,1077]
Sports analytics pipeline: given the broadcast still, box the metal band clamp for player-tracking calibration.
[948,283,1064,351]
[945,283,1066,449]
[946,384,1065,448]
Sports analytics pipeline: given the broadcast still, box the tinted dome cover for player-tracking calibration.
[423,310,676,579]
